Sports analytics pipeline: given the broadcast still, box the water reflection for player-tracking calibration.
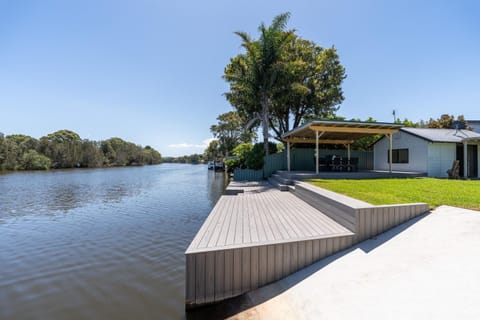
[0,167,156,219]
[0,164,226,319]
[206,170,229,207]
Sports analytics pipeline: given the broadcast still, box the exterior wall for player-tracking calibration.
[478,144,480,178]
[426,143,456,178]
[374,131,428,173]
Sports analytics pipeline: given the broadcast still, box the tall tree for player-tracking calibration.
[210,111,252,157]
[224,13,346,148]
[39,130,81,168]
[225,12,295,156]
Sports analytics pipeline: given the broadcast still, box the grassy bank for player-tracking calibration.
[307,178,480,210]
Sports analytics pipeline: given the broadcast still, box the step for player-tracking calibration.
[271,173,294,185]
[268,177,289,191]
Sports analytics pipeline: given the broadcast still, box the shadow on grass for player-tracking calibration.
[185,212,430,320]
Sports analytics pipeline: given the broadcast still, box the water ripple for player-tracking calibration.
[0,164,226,319]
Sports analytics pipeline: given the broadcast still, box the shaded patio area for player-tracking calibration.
[282,120,403,174]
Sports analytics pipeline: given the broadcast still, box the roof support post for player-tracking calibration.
[287,141,291,172]
[316,130,319,175]
[389,133,393,174]
[464,141,468,178]
[347,143,351,161]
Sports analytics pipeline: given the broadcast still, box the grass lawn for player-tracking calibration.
[307,178,480,211]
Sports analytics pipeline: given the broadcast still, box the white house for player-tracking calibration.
[467,120,480,133]
[374,128,480,178]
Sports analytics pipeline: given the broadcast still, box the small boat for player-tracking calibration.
[207,161,215,170]
[214,161,224,171]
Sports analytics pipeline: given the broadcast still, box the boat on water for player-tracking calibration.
[207,161,215,170]
[208,161,224,171]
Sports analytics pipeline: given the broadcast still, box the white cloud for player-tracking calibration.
[168,138,216,149]
[168,143,194,148]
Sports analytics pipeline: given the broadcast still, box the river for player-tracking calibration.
[0,164,226,319]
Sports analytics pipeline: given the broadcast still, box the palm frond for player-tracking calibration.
[270,12,290,32]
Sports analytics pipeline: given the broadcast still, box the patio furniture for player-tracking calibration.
[346,157,359,172]
[331,156,345,171]
[447,160,460,179]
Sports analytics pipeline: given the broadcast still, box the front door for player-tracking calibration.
[467,145,478,177]
[456,144,478,178]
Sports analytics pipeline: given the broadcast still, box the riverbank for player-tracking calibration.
[226,205,480,319]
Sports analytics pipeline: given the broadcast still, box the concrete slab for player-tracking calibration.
[225,206,480,320]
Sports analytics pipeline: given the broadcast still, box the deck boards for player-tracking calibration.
[186,182,352,254]
[186,180,430,308]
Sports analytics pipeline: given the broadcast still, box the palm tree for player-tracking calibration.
[232,13,294,156]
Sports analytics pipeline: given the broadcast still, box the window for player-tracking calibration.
[388,148,409,163]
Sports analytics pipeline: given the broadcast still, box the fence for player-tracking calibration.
[233,148,374,181]
[233,168,263,181]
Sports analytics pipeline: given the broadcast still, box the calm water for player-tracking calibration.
[0,164,226,320]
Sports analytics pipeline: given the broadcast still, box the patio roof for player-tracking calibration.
[282,120,403,144]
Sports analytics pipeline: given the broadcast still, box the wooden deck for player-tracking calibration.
[187,181,353,254]
[185,179,429,308]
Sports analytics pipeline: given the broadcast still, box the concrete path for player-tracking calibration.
[227,206,480,320]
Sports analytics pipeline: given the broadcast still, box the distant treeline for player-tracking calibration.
[162,154,205,164]
[0,129,162,171]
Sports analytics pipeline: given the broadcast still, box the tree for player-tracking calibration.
[80,140,104,168]
[394,118,417,127]
[210,111,252,157]
[39,130,82,168]
[269,38,346,141]
[0,129,162,171]
[426,114,466,129]
[204,140,221,161]
[225,13,295,156]
[143,146,162,165]
[4,134,39,167]
[1,137,19,170]
[225,13,346,149]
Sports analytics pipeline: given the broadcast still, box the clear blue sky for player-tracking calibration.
[1,1,479,156]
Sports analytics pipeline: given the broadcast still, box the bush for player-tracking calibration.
[21,150,51,170]
[226,142,278,171]
[246,142,277,170]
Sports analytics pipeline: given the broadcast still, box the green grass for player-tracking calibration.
[307,178,480,210]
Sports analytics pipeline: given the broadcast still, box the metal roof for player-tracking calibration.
[282,120,403,144]
[400,127,480,143]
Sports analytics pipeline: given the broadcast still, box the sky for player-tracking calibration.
[1,0,479,156]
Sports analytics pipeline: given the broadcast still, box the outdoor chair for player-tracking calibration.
[331,156,345,171]
[447,160,460,179]
[346,157,359,172]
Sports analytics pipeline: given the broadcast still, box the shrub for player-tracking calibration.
[226,142,278,171]
[21,150,51,170]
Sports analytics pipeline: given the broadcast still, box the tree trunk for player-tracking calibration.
[261,95,269,156]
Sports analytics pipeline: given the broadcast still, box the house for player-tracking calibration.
[374,127,480,178]
[467,120,480,133]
